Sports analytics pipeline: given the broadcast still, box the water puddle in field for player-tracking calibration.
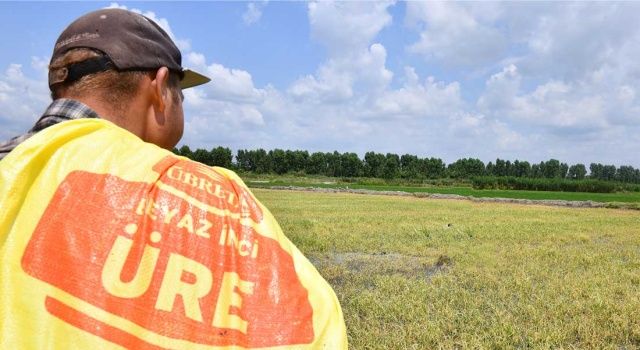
[307,252,451,286]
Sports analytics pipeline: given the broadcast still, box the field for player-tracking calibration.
[253,189,640,349]
[242,174,640,204]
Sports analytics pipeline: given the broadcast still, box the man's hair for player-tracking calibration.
[49,48,182,112]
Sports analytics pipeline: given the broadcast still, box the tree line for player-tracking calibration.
[173,145,640,184]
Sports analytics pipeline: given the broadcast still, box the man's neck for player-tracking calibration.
[66,95,149,142]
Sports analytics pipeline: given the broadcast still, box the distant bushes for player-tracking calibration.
[471,176,626,193]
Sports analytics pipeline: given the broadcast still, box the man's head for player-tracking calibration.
[48,9,209,149]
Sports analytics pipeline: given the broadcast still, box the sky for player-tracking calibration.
[1,1,639,168]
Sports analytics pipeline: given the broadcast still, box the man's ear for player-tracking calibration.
[150,67,170,113]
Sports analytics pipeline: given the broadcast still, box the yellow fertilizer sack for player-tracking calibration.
[0,119,347,349]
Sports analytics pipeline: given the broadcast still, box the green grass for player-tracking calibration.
[346,184,640,203]
[241,174,640,203]
[253,189,640,349]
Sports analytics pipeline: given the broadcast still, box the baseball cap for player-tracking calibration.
[48,8,210,90]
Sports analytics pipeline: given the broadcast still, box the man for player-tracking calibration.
[0,9,347,349]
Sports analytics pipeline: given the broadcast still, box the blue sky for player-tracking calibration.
[1,1,639,168]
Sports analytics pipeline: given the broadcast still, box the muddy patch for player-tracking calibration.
[307,252,450,287]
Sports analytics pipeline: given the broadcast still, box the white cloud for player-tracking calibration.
[399,2,640,165]
[242,2,268,26]
[370,68,463,119]
[185,52,206,68]
[288,43,393,104]
[178,53,280,149]
[308,1,394,54]
[0,64,51,140]
[279,1,537,162]
[105,2,126,10]
[178,51,288,150]
[477,64,520,115]
[405,2,640,83]
[192,62,265,104]
[406,2,506,68]
[477,63,637,135]
[3,2,640,168]
[30,56,49,78]
[288,2,395,104]
[509,2,640,81]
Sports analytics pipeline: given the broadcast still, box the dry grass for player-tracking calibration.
[254,189,640,349]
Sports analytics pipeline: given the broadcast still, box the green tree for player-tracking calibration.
[235,149,254,171]
[400,154,420,179]
[589,163,604,180]
[603,165,617,181]
[495,158,507,177]
[530,163,542,178]
[210,146,232,168]
[382,153,400,179]
[542,159,561,178]
[325,151,341,177]
[364,152,385,178]
[191,148,213,165]
[306,152,326,175]
[513,160,530,177]
[447,158,485,178]
[617,165,639,183]
[178,145,193,159]
[294,150,310,172]
[485,162,495,176]
[254,149,271,174]
[423,157,445,179]
[269,149,287,174]
[505,160,515,177]
[341,152,363,177]
[567,164,587,180]
[559,162,569,179]
[285,150,309,173]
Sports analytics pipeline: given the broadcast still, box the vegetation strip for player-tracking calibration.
[266,185,640,210]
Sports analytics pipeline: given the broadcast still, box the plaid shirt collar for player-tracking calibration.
[0,99,99,160]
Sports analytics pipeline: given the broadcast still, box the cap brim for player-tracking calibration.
[180,68,211,89]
